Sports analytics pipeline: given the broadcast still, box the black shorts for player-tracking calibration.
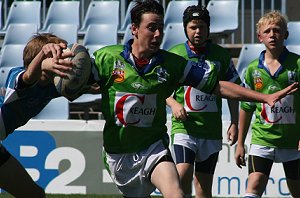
[248,155,300,180]
[173,144,219,174]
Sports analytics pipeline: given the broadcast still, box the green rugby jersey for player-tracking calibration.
[169,42,241,140]
[93,41,218,153]
[241,48,300,149]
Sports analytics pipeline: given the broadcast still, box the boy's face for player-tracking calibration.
[257,22,287,49]
[132,13,164,54]
[186,19,209,47]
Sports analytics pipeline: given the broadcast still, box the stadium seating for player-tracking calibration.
[33,97,69,120]
[1,1,41,32]
[236,44,265,79]
[0,1,2,30]
[164,1,197,30]
[79,1,119,35]
[2,24,38,46]
[118,1,135,34]
[122,24,132,44]
[285,21,300,45]
[0,45,25,68]
[160,23,186,50]
[44,24,78,45]
[207,0,239,38]
[82,24,118,56]
[286,45,300,55]
[0,67,12,87]
[41,1,80,32]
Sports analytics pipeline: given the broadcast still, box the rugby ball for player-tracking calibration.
[54,43,91,101]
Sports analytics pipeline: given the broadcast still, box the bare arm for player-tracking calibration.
[226,99,239,146]
[166,96,188,121]
[213,81,298,106]
[234,109,253,168]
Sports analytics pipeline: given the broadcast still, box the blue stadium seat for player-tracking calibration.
[118,1,135,34]
[44,24,78,45]
[236,44,265,79]
[122,24,132,44]
[286,45,300,55]
[33,97,69,120]
[0,45,25,68]
[161,23,186,50]
[79,1,119,35]
[207,0,239,37]
[2,24,38,46]
[0,67,13,87]
[285,22,300,45]
[1,1,41,31]
[82,24,118,56]
[164,1,197,30]
[0,1,2,30]
[41,1,80,31]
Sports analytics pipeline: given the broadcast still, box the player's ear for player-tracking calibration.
[257,34,263,43]
[284,30,289,40]
[131,23,138,37]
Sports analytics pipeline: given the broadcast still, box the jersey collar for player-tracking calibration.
[120,39,164,75]
[257,47,289,78]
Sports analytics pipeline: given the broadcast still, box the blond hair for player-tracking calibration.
[256,10,288,34]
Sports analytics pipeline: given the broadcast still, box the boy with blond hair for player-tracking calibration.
[235,11,300,198]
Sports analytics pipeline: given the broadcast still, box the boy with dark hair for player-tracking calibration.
[91,1,296,197]
[166,5,240,198]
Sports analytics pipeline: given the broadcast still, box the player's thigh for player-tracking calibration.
[151,159,184,198]
[173,144,195,179]
[194,152,219,190]
[283,158,300,197]
[247,155,273,194]
[173,144,196,164]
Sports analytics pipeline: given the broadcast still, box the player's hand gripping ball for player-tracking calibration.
[54,43,91,101]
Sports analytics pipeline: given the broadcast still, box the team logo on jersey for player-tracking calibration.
[288,71,297,84]
[112,60,126,83]
[156,67,169,83]
[252,70,263,90]
[184,86,218,112]
[267,85,280,92]
[114,92,157,127]
[131,82,146,90]
[260,95,295,124]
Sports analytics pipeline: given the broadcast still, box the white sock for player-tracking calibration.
[244,192,261,198]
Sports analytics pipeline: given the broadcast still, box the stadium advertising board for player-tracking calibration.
[0,120,291,197]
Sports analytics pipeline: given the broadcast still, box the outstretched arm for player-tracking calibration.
[213,81,298,106]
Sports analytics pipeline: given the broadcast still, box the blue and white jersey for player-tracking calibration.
[0,67,60,139]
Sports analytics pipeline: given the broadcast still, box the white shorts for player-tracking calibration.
[173,133,222,162]
[249,144,300,163]
[103,140,170,197]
